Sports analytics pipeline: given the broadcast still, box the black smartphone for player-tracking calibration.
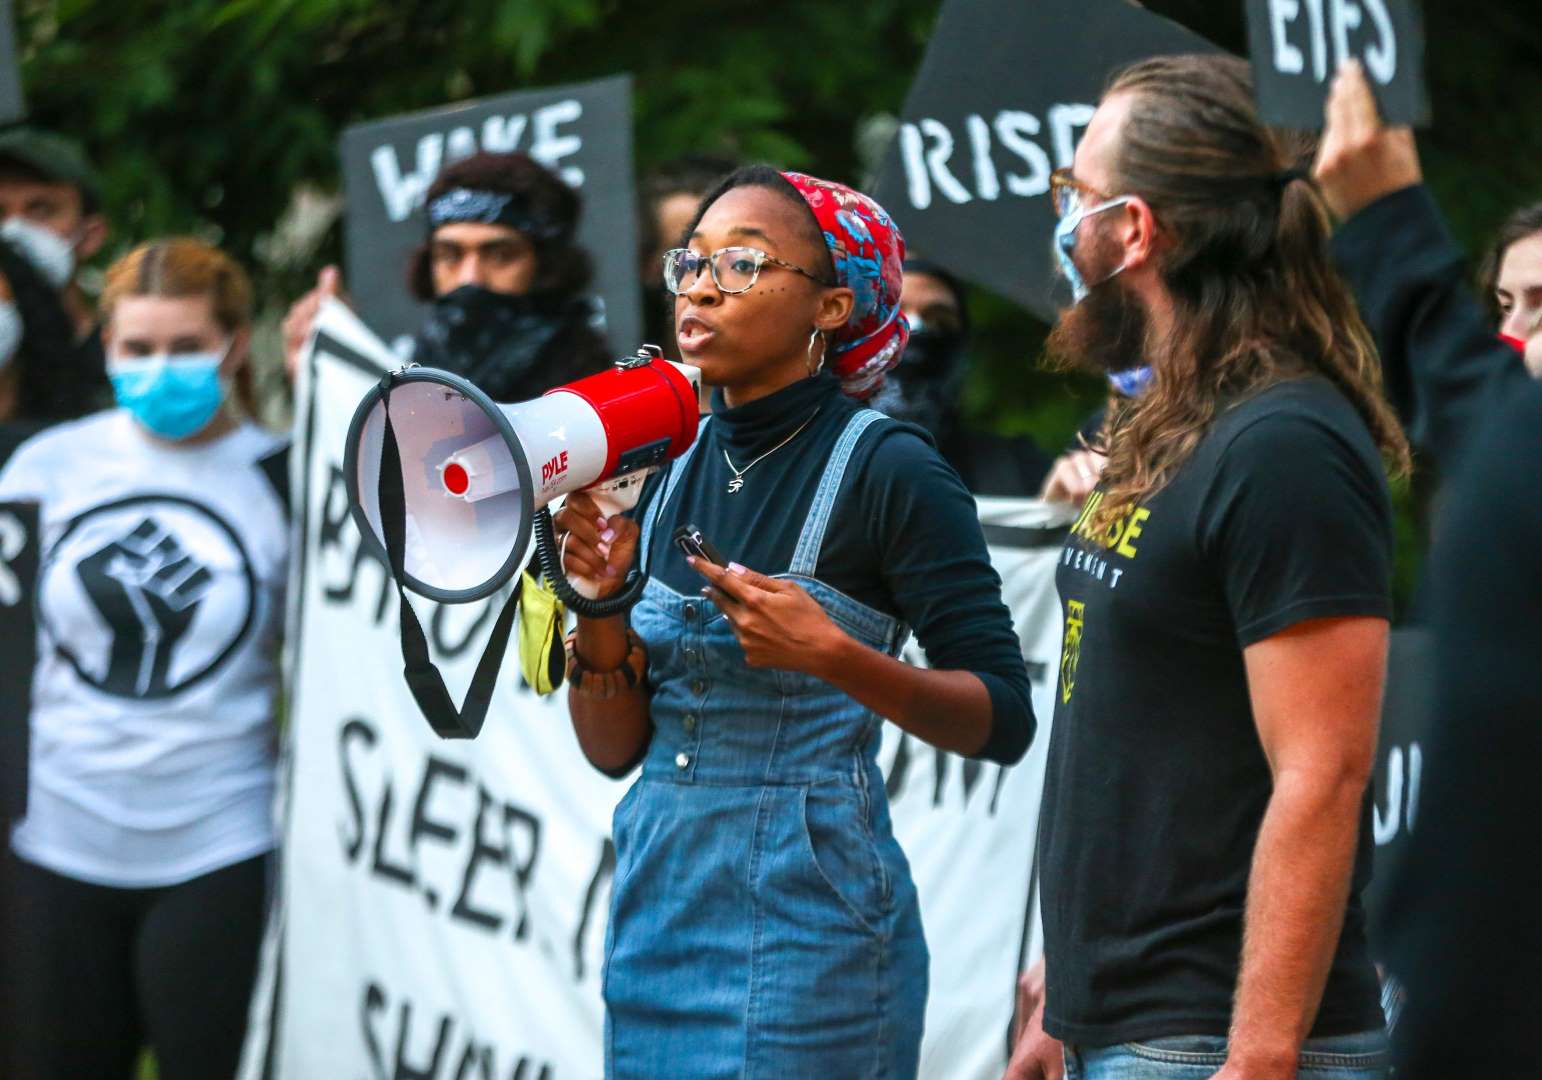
[672,523,728,567]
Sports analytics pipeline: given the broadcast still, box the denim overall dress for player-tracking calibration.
[604,409,930,1079]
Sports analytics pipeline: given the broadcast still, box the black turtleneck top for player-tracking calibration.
[634,372,1033,765]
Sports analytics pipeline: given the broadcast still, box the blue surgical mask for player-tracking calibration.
[1108,365,1153,398]
[1053,196,1132,304]
[109,352,228,440]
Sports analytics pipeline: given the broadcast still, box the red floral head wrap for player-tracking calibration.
[780,171,909,399]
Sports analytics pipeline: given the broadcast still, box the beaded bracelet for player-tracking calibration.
[565,628,647,700]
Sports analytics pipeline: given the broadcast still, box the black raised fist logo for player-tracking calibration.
[76,518,214,697]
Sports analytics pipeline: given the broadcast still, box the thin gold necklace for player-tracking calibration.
[722,408,821,494]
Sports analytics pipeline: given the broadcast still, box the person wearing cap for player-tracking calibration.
[0,127,110,346]
[282,150,608,397]
[555,165,1034,1076]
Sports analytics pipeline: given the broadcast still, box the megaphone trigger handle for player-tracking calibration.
[534,506,649,619]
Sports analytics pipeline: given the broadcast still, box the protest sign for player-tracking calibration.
[240,302,1073,1078]
[1245,0,1429,128]
[340,75,640,358]
[872,0,1216,323]
[1364,628,1435,951]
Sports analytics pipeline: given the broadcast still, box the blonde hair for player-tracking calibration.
[102,237,257,415]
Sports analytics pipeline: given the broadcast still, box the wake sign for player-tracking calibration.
[340,75,640,356]
[1245,0,1430,128]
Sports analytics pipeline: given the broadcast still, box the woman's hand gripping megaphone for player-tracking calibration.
[552,490,641,602]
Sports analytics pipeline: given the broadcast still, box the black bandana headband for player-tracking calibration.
[426,186,565,241]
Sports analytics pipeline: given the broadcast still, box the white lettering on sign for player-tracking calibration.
[1373,740,1422,845]
[1266,0,1397,85]
[369,99,586,224]
[898,105,1091,211]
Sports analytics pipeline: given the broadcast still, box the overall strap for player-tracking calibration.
[638,415,708,559]
[787,409,889,578]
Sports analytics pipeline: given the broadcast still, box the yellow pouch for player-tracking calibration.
[517,571,568,694]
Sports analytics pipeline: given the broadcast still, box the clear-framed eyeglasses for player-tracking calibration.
[1049,167,1122,220]
[662,246,833,296]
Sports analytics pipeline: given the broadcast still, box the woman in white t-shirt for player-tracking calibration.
[0,237,287,1080]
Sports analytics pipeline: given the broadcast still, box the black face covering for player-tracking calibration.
[412,285,589,402]
[869,328,969,441]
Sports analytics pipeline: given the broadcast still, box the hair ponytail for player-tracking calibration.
[1089,55,1408,529]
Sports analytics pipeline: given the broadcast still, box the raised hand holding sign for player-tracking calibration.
[1245,0,1430,128]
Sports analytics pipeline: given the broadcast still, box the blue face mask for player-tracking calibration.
[109,352,228,440]
[1108,365,1153,398]
[1053,195,1132,305]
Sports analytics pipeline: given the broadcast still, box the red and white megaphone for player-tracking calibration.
[344,344,700,608]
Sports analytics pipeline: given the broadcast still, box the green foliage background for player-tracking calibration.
[14,0,1541,606]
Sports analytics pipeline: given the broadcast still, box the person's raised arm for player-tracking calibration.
[1316,59,1529,471]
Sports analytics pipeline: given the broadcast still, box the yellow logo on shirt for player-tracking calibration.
[1070,491,1150,559]
[1059,599,1085,705]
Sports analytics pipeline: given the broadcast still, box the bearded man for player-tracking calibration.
[1007,54,1407,1080]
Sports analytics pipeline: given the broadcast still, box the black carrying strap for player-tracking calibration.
[376,372,521,739]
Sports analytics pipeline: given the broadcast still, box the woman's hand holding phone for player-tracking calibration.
[691,558,846,676]
[552,491,640,602]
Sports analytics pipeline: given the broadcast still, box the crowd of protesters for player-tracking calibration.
[0,42,1537,1080]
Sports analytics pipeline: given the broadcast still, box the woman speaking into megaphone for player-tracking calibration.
[554,167,1035,1078]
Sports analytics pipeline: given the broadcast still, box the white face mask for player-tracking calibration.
[0,300,20,372]
[0,217,76,289]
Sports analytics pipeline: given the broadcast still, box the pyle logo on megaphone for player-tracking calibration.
[344,344,701,604]
[541,450,569,488]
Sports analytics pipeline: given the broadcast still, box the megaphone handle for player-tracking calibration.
[534,505,650,619]
[377,374,520,739]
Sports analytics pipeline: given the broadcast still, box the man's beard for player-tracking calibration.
[1045,270,1150,377]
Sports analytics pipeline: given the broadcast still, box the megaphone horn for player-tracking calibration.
[344,344,701,606]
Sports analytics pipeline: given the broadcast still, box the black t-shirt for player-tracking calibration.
[1038,377,1391,1046]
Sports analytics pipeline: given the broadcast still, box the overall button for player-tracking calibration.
[683,647,697,665]
[682,714,697,733]
[675,752,690,770]
[691,680,707,697]
[683,603,698,621]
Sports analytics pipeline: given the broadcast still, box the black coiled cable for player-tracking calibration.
[533,505,648,618]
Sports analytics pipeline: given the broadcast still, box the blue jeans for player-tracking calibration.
[1064,1029,1389,1079]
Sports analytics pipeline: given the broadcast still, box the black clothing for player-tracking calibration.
[1332,184,1529,474]
[871,331,1052,496]
[4,853,268,1080]
[1387,379,1542,1076]
[641,372,1034,765]
[935,427,1053,497]
[411,287,610,402]
[1039,377,1391,1047]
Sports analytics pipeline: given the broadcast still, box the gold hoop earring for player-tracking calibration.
[807,328,827,376]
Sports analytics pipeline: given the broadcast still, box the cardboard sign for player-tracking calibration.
[0,499,38,820]
[0,0,24,127]
[339,76,640,358]
[871,0,1217,323]
[1245,0,1429,128]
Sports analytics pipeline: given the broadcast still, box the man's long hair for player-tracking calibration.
[1090,55,1409,524]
